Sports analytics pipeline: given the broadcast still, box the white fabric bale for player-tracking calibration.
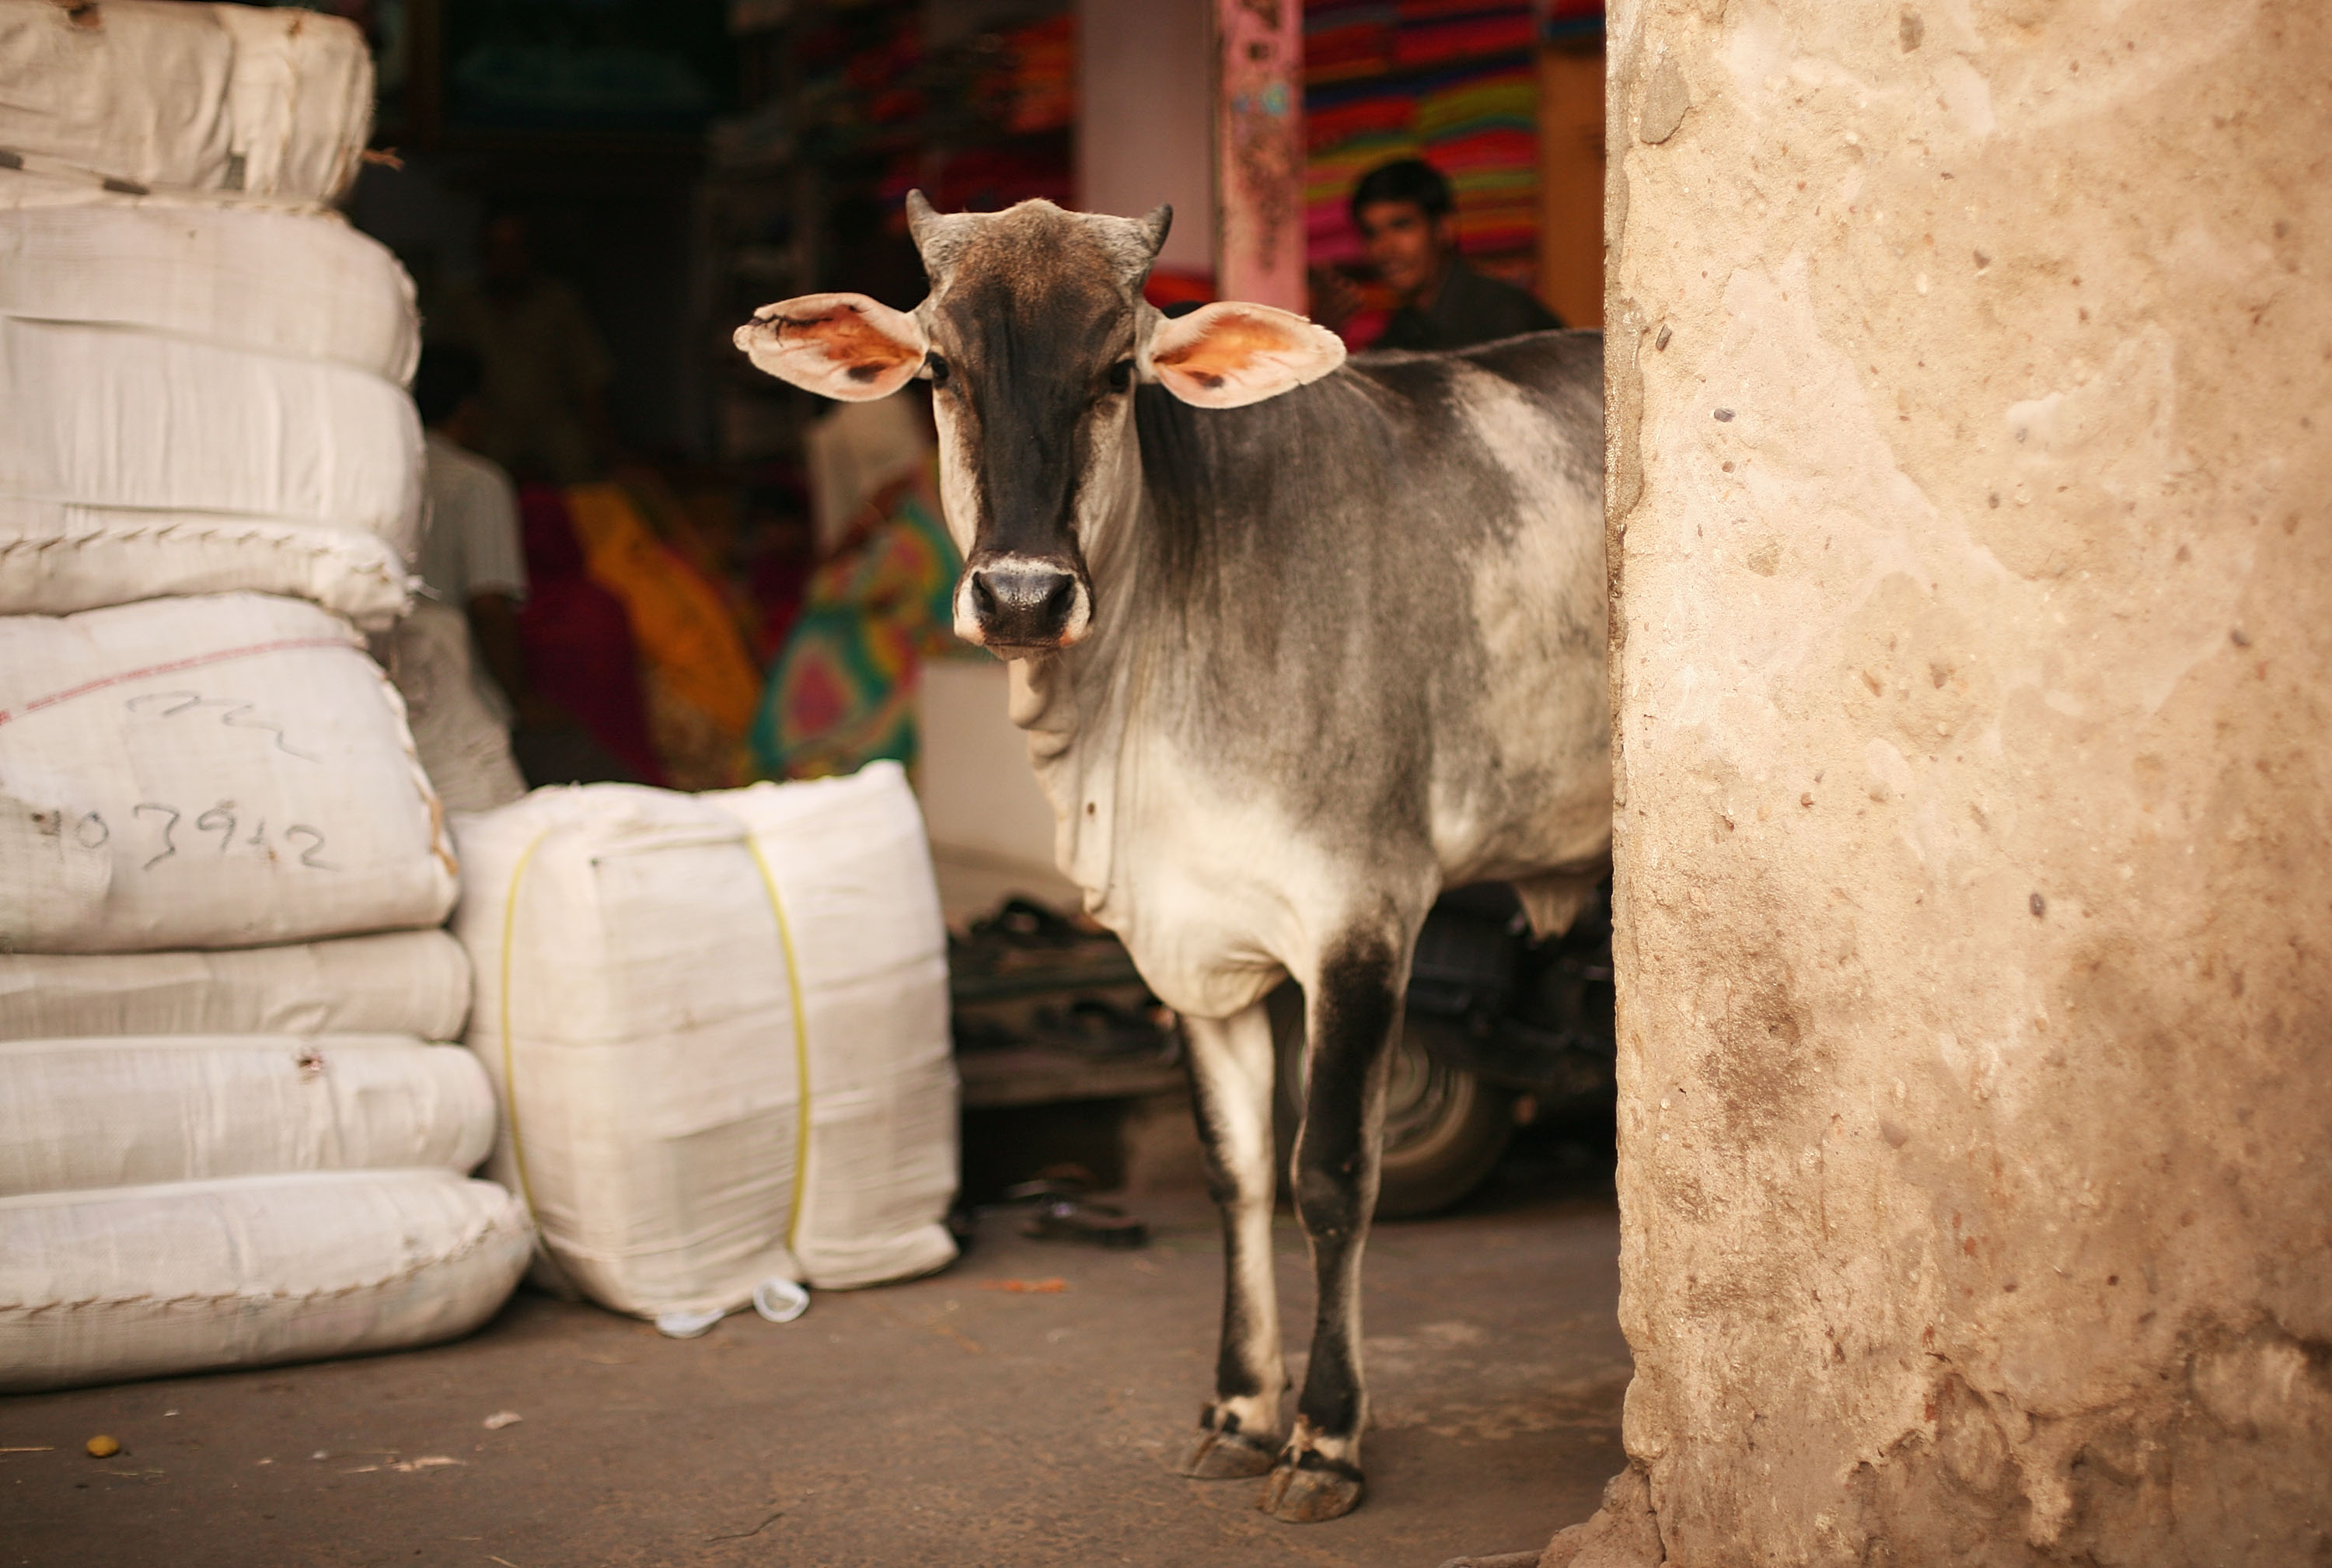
[0,1170,529,1394]
[0,1035,495,1197]
[389,598,526,816]
[0,203,419,382]
[0,593,457,954]
[452,786,807,1321]
[709,764,958,1290]
[0,201,422,621]
[0,930,472,1042]
[451,764,957,1320]
[0,2,372,203]
[0,317,424,562]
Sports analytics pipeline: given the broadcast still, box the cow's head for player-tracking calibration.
[733,195,1346,655]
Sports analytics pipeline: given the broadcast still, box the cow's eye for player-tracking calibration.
[926,353,951,387]
[1107,358,1135,394]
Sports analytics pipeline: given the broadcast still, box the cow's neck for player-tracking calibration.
[1004,418,1168,929]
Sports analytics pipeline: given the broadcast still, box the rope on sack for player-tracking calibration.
[0,145,340,214]
[0,637,354,728]
[744,837,814,1255]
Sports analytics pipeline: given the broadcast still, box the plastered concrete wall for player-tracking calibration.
[1596,2,2332,1563]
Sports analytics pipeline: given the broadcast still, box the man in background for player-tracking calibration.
[409,344,652,795]
[413,345,534,726]
[389,344,532,809]
[431,211,616,483]
[1316,157,1563,351]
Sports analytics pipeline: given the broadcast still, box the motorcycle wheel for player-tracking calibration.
[1266,982,1516,1221]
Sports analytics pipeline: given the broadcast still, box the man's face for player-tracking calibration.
[1356,199,1452,298]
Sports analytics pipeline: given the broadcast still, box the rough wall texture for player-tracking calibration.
[1595,2,2332,1563]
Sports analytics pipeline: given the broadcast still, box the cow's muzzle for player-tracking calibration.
[956,556,1091,653]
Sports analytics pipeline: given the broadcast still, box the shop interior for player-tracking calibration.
[338,0,1616,1207]
[344,0,1606,843]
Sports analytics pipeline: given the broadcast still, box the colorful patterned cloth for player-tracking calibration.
[750,458,966,781]
[562,482,765,739]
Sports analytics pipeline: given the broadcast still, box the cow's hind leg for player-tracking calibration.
[1180,1004,1287,1479]
[1262,930,1405,1523]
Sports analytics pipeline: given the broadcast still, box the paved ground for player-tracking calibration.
[2,1146,1627,1568]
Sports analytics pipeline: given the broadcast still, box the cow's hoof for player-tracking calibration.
[1182,1427,1278,1479]
[1259,1453,1365,1523]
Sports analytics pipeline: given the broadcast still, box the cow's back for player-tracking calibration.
[1126,329,1608,884]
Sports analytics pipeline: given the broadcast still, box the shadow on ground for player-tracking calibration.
[2,1127,1625,1568]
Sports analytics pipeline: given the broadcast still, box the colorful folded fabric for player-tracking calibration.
[1395,16,1533,66]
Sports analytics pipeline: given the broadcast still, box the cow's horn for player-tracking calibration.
[1142,204,1172,257]
[905,189,941,246]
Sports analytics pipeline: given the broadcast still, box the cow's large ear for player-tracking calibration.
[734,293,928,402]
[1146,302,1346,409]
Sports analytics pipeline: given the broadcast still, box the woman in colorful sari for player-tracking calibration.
[749,456,967,781]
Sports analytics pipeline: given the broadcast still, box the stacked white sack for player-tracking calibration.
[452,762,958,1329]
[0,2,521,804]
[0,593,456,952]
[0,1,372,208]
[0,202,421,626]
[0,594,509,1393]
[0,1035,495,1196]
[0,1172,529,1395]
[0,927,525,1394]
[0,3,532,1395]
[0,929,472,1042]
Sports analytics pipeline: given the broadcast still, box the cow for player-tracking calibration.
[736,194,1608,1523]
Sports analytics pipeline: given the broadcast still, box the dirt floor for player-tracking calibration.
[2,1139,1627,1568]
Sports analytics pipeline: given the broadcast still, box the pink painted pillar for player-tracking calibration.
[1213,0,1304,310]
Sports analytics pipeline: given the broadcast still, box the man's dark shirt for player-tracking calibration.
[1371,260,1563,352]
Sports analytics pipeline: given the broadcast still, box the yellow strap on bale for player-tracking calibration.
[497,820,815,1269]
[745,836,815,1253]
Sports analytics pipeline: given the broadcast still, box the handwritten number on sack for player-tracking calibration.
[218,702,317,762]
[124,690,316,761]
[107,805,334,872]
[126,690,204,720]
[75,812,108,849]
[196,805,237,853]
[285,825,336,871]
[133,803,180,871]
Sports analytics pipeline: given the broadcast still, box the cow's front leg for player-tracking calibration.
[1262,931,1405,1523]
[1179,1004,1287,1479]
